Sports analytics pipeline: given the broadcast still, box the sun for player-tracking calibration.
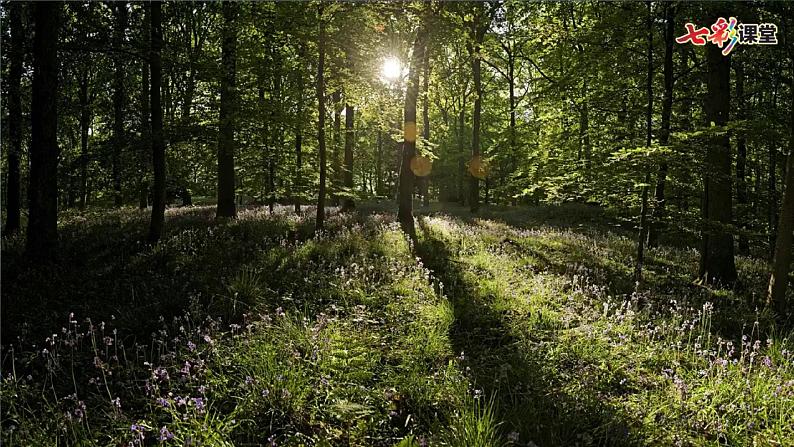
[381,56,402,82]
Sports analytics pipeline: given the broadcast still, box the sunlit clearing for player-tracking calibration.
[382,56,401,81]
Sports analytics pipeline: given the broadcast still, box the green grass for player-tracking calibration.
[1,203,792,446]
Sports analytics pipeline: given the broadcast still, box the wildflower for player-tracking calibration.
[181,361,192,377]
[112,397,121,410]
[156,397,170,408]
[192,397,206,413]
[74,401,87,420]
[203,335,213,344]
[261,389,270,398]
[159,426,174,441]
[762,356,772,368]
[153,366,169,382]
[187,341,196,351]
[245,376,255,386]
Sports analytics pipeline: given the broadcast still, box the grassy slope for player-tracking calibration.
[1,203,792,446]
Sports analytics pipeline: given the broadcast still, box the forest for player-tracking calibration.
[1,1,793,445]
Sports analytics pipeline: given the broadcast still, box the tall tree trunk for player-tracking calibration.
[139,10,150,210]
[375,130,383,196]
[147,1,166,243]
[635,1,653,284]
[294,45,305,214]
[648,3,675,247]
[315,7,327,231]
[341,103,355,211]
[508,46,517,206]
[468,6,485,214]
[4,2,24,235]
[78,72,90,210]
[216,1,237,218]
[579,82,591,171]
[457,102,466,206]
[767,47,794,314]
[420,47,431,208]
[768,83,780,259]
[398,19,428,235]
[699,9,737,285]
[331,90,342,204]
[734,61,749,254]
[767,128,794,314]
[112,3,128,207]
[27,2,60,259]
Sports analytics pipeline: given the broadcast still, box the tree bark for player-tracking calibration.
[734,61,749,255]
[648,3,675,247]
[331,89,342,204]
[147,1,166,243]
[341,103,356,211]
[315,7,327,231]
[699,10,737,285]
[4,2,24,235]
[78,71,90,210]
[635,1,653,284]
[216,1,237,218]
[398,18,429,236]
[767,134,794,314]
[768,83,780,259]
[767,51,794,314]
[375,130,383,196]
[468,6,486,214]
[294,45,306,214]
[27,2,60,259]
[112,3,128,207]
[420,47,431,208]
[139,8,150,210]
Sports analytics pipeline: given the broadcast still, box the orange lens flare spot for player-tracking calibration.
[410,155,432,177]
[404,122,417,143]
[468,156,489,179]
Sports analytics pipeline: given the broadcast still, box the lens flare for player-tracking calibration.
[382,56,401,81]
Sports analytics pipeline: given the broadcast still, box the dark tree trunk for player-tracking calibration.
[27,2,60,259]
[375,130,383,196]
[699,11,737,285]
[112,3,128,207]
[331,89,342,204]
[635,1,653,284]
[579,82,591,171]
[767,136,794,314]
[294,45,306,214]
[508,45,517,206]
[216,1,237,218]
[341,103,355,211]
[458,103,466,206]
[147,1,166,243]
[398,20,428,235]
[468,7,486,214]
[78,72,90,210]
[420,46,431,208]
[139,10,150,210]
[315,7,327,231]
[648,3,675,247]
[734,61,749,255]
[768,84,780,259]
[4,2,24,235]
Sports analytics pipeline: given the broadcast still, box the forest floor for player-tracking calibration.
[1,203,792,446]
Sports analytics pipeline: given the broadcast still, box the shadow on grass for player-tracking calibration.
[414,216,641,446]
